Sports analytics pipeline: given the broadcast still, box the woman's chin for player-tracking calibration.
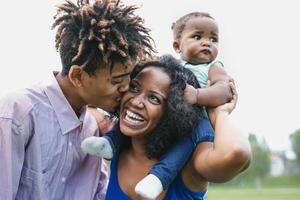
[120,118,147,136]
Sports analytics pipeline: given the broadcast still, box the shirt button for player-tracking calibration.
[69,142,72,147]
[61,177,66,183]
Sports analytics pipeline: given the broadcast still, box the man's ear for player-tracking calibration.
[173,40,181,53]
[68,65,83,87]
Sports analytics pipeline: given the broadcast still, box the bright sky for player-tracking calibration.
[1,0,299,151]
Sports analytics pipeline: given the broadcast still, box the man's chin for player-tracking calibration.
[107,105,120,119]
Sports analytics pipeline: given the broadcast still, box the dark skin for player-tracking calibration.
[56,61,133,116]
[173,16,232,107]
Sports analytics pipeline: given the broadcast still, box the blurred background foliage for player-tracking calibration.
[207,131,300,200]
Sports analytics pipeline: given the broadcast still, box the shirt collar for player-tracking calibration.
[43,72,87,135]
[181,59,188,66]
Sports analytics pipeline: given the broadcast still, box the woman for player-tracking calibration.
[87,55,251,199]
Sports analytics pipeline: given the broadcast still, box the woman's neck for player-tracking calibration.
[130,137,154,163]
[118,137,159,199]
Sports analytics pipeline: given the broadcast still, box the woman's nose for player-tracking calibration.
[130,94,144,108]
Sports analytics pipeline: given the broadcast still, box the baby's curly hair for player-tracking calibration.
[172,12,214,40]
[52,0,155,76]
[119,55,204,159]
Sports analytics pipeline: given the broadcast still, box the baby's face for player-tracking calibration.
[176,16,219,64]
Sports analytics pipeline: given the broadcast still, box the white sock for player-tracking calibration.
[135,174,163,200]
[81,136,113,159]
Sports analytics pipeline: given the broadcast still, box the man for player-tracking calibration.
[0,0,154,199]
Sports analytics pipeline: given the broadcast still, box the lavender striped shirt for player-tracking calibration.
[0,73,108,200]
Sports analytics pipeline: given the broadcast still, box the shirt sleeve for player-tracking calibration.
[93,160,109,200]
[211,60,224,68]
[0,117,30,199]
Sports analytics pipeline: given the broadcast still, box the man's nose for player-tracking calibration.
[118,76,130,93]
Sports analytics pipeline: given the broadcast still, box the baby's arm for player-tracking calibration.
[185,64,232,107]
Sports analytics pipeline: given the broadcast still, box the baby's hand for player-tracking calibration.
[184,84,198,104]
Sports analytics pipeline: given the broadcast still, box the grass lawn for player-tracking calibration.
[206,188,300,200]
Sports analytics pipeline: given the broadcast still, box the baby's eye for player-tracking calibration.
[193,35,201,40]
[149,95,161,105]
[210,37,218,43]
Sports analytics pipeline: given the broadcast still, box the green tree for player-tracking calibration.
[290,129,300,164]
[248,134,270,178]
[229,133,271,188]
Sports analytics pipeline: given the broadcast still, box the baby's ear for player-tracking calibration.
[172,40,181,53]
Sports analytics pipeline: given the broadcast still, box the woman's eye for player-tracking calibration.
[149,95,161,104]
[193,35,201,40]
[129,83,139,93]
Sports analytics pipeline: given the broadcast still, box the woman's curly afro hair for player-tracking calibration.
[119,54,204,159]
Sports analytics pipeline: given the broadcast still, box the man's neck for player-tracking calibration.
[55,72,85,116]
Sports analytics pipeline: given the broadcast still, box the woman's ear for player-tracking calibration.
[173,40,181,53]
[68,65,83,88]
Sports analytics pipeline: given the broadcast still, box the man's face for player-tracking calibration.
[79,61,133,113]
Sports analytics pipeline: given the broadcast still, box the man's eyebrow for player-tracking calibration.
[112,72,131,78]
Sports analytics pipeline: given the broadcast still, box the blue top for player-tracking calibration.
[105,154,207,200]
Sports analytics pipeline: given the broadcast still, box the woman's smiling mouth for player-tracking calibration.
[123,109,146,126]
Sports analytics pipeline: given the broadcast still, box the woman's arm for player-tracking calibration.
[182,82,251,191]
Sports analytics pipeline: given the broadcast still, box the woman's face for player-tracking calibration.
[119,66,171,137]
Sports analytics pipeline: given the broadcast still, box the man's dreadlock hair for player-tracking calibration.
[171,12,214,40]
[52,0,155,76]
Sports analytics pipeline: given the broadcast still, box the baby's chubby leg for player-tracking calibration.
[81,136,113,159]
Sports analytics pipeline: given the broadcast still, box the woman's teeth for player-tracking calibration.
[125,110,145,125]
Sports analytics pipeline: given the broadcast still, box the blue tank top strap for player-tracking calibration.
[105,155,131,200]
[165,173,207,199]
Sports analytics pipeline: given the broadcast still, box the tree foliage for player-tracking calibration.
[246,133,271,178]
[290,129,300,163]
[227,133,271,186]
